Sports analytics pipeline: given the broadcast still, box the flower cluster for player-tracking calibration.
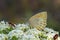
[0,21,60,40]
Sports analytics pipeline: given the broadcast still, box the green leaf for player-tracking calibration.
[11,36,18,40]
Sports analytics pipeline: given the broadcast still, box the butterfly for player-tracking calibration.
[29,11,47,30]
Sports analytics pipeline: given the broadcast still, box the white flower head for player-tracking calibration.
[0,34,8,40]
[8,29,24,39]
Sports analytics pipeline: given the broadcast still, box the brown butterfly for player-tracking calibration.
[29,11,47,30]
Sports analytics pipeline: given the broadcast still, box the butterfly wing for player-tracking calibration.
[29,11,47,30]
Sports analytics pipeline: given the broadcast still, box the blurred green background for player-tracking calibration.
[0,0,60,34]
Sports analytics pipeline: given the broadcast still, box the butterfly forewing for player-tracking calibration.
[29,12,47,30]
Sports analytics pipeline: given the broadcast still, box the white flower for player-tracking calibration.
[44,27,59,38]
[0,34,8,40]
[15,24,29,32]
[21,34,40,40]
[25,28,40,35]
[8,30,24,39]
[0,21,10,30]
[57,37,60,40]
